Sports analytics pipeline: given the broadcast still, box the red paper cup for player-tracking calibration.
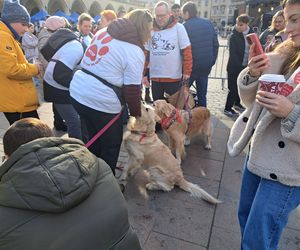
[258,74,286,94]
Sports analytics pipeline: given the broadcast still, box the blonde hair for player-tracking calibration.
[270,10,285,31]
[78,13,93,26]
[125,9,153,44]
[275,40,300,75]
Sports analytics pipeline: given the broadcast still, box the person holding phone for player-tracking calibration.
[224,14,253,116]
[227,0,300,248]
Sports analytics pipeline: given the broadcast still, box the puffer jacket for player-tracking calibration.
[0,137,141,250]
[22,31,39,62]
[0,20,39,113]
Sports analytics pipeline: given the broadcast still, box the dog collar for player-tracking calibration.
[161,109,182,130]
[131,131,150,142]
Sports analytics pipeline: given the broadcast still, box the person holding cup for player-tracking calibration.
[227,0,300,249]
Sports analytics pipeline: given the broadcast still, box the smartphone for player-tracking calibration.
[246,33,265,57]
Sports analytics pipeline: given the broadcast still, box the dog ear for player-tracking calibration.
[162,102,173,117]
[127,117,136,130]
[154,114,161,123]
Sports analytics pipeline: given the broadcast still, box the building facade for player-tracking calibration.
[0,0,146,16]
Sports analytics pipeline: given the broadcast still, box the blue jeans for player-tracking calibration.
[54,103,82,140]
[238,160,300,250]
[189,75,208,107]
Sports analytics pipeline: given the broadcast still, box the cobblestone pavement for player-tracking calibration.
[0,38,299,249]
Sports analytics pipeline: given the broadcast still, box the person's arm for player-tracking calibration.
[177,24,193,80]
[123,50,145,117]
[0,34,38,80]
[53,41,83,88]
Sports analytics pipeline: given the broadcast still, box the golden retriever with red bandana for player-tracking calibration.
[119,104,220,204]
[154,100,212,164]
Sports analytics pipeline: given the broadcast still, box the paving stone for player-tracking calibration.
[144,232,206,250]
[151,197,214,246]
[279,227,300,250]
[182,155,223,181]
[218,154,245,202]
[287,206,300,231]
[209,226,240,250]
[214,200,240,233]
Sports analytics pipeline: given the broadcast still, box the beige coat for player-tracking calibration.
[227,52,300,186]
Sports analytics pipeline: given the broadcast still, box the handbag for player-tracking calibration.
[167,81,195,110]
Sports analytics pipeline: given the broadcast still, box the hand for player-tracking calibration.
[182,74,190,81]
[248,44,270,77]
[256,91,295,118]
[34,62,43,74]
[142,76,150,87]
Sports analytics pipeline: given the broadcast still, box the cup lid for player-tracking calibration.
[258,74,286,82]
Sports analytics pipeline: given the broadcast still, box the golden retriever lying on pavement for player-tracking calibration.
[120,104,220,204]
[154,100,212,164]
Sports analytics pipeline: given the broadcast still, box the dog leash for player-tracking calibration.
[85,107,124,148]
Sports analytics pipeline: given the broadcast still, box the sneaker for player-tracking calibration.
[224,108,239,117]
[233,104,246,112]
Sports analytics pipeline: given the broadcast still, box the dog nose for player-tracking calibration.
[145,108,149,112]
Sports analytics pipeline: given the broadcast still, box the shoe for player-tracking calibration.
[224,108,239,117]
[54,123,68,132]
[233,104,246,112]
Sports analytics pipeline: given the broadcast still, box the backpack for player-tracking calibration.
[40,28,87,62]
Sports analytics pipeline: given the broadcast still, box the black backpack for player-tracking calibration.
[41,28,86,61]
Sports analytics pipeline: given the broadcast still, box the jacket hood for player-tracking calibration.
[0,137,99,213]
[107,18,144,50]
[153,15,177,31]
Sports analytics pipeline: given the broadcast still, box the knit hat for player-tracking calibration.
[1,0,30,24]
[45,16,66,31]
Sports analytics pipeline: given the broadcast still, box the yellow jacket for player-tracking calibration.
[0,21,39,113]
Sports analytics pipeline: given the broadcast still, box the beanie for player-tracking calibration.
[45,16,66,31]
[1,0,30,24]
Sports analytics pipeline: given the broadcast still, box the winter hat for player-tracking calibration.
[45,16,66,31]
[1,0,30,24]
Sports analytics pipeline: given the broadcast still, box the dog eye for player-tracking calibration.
[145,108,149,112]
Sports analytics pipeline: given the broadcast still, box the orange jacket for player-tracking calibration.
[0,21,39,113]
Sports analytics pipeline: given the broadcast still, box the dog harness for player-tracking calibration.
[161,109,182,130]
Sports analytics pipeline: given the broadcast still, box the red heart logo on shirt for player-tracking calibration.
[97,31,107,41]
[85,44,98,61]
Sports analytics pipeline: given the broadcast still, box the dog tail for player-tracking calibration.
[178,179,221,204]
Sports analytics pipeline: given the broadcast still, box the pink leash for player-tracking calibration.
[85,109,123,148]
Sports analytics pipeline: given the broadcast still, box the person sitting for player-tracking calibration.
[0,118,141,250]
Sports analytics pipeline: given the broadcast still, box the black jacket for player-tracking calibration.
[226,27,253,74]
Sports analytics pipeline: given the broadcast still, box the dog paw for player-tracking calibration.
[205,144,212,150]
[146,183,156,190]
[184,138,191,146]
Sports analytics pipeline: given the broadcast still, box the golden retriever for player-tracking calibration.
[154,100,212,164]
[119,103,220,204]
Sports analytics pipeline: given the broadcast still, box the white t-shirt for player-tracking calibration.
[44,40,84,90]
[145,23,190,79]
[70,29,145,114]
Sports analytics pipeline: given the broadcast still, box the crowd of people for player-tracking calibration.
[0,0,299,249]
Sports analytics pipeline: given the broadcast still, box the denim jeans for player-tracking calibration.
[54,103,82,140]
[238,159,300,250]
[189,75,208,107]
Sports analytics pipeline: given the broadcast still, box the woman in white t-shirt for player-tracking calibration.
[70,9,153,175]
